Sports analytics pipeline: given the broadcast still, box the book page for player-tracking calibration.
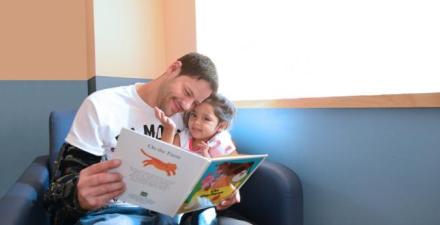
[111,128,210,216]
[178,154,267,214]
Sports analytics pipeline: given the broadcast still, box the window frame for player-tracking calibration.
[234,93,440,108]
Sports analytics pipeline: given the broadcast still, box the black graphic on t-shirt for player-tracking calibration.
[143,124,180,140]
[144,124,163,139]
[111,125,181,152]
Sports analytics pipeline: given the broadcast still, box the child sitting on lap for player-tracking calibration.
[155,94,237,158]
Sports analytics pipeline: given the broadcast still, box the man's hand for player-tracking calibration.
[216,191,240,211]
[77,159,125,211]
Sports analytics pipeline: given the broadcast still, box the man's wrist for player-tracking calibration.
[73,186,90,215]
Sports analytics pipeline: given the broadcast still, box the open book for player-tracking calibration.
[111,128,267,216]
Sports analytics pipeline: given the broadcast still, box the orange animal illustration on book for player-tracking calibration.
[140,149,177,176]
[211,162,253,189]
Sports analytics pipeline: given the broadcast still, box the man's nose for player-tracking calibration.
[181,98,194,111]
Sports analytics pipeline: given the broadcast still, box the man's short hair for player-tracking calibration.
[178,52,218,94]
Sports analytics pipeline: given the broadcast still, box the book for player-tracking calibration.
[111,128,267,217]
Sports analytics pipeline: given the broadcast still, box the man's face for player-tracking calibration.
[158,75,213,116]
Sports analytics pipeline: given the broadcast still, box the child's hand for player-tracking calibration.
[194,141,211,158]
[154,106,176,130]
[216,190,240,211]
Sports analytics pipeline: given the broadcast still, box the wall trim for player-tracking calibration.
[234,92,440,108]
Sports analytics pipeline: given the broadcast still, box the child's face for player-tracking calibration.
[188,102,224,141]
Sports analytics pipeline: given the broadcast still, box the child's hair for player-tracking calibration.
[183,94,236,129]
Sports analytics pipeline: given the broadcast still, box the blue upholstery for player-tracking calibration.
[231,161,303,225]
[0,110,303,225]
[0,156,50,225]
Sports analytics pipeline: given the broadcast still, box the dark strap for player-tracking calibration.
[43,143,101,225]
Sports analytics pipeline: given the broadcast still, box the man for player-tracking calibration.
[44,52,242,225]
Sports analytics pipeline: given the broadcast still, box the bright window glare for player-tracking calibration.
[196,0,440,100]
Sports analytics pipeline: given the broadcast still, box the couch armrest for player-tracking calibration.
[231,160,303,225]
[0,155,51,225]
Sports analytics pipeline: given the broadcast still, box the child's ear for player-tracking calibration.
[217,121,228,131]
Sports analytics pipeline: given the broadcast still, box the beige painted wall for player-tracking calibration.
[164,0,196,66]
[93,0,196,79]
[0,0,196,80]
[0,0,93,80]
[94,0,166,79]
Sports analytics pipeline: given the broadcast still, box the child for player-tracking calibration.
[155,94,237,158]
[155,94,240,225]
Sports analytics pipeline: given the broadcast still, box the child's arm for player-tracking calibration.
[154,107,176,144]
[173,133,181,147]
[193,141,212,158]
[206,131,237,157]
[200,145,211,158]
[216,191,240,211]
[227,150,239,156]
[161,126,176,144]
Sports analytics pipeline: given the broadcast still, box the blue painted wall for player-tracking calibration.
[231,108,440,225]
[2,78,439,225]
[0,76,149,197]
[0,81,88,197]
[89,76,149,94]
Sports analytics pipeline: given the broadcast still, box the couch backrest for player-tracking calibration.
[48,110,303,225]
[49,110,76,176]
[232,160,303,225]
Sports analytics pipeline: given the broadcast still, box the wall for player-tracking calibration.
[164,0,196,65]
[90,0,196,89]
[93,0,166,78]
[0,82,87,197]
[0,0,94,197]
[232,108,440,225]
[0,0,196,198]
[5,2,437,225]
[0,0,93,80]
[93,0,196,79]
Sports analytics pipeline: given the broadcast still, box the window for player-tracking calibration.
[196,0,440,101]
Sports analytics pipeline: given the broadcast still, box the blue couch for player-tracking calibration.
[0,110,303,225]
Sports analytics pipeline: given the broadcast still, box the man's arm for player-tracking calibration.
[43,143,100,225]
[43,143,124,225]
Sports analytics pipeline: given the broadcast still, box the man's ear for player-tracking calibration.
[162,61,182,80]
[168,61,182,75]
[217,121,228,131]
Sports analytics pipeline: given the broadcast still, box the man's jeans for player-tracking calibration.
[76,205,217,225]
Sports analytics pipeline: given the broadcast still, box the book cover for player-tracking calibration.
[112,128,267,216]
[178,155,266,214]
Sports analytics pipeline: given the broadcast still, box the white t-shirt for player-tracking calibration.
[66,83,184,158]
